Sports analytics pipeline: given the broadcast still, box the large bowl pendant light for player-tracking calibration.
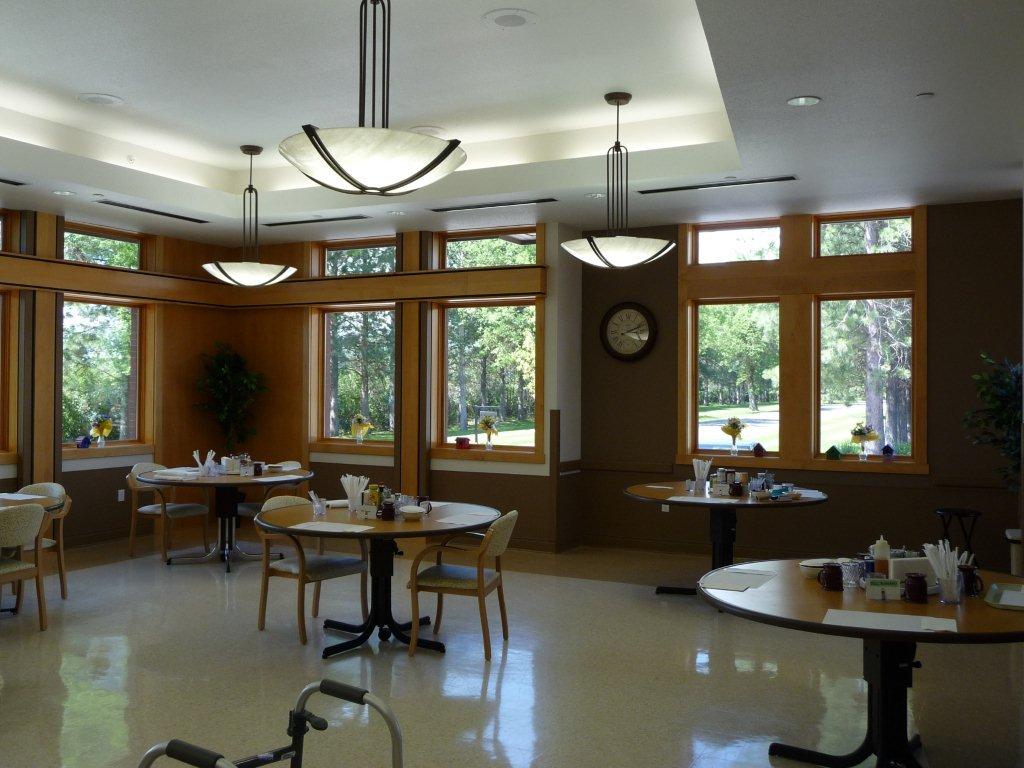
[279,0,466,196]
[561,93,675,268]
[203,146,297,287]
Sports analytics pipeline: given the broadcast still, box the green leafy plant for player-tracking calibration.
[964,353,1022,490]
[196,344,267,452]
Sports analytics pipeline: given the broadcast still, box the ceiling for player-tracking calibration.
[0,0,1019,246]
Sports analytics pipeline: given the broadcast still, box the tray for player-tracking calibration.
[984,582,1024,611]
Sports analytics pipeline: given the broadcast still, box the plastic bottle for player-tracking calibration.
[872,535,890,577]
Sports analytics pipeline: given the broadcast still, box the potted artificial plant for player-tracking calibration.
[196,343,267,452]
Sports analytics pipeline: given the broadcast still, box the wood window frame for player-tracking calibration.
[437,225,545,270]
[690,218,782,266]
[309,302,398,456]
[430,296,545,464]
[0,290,18,461]
[814,209,915,259]
[63,222,146,270]
[319,236,400,278]
[677,207,927,474]
[689,297,782,459]
[59,294,154,457]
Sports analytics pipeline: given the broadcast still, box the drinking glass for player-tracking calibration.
[938,573,963,605]
[841,560,864,589]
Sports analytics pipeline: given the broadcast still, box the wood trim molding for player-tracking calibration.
[308,440,394,456]
[61,442,155,460]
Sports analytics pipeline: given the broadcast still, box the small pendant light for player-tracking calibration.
[561,92,676,268]
[203,146,297,287]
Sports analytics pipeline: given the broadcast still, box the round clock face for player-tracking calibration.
[601,302,657,361]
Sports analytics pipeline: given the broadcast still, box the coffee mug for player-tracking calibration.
[455,437,471,449]
[818,562,843,591]
[377,500,396,521]
[904,572,928,603]
[959,564,984,597]
[416,496,432,514]
[728,481,743,497]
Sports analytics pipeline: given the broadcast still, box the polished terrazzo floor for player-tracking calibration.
[1,539,1022,768]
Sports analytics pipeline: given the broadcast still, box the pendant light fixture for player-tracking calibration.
[561,93,675,268]
[279,0,467,196]
[203,146,297,287]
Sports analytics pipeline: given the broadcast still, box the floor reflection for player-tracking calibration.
[60,636,130,768]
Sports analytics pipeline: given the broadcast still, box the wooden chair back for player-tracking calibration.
[0,503,45,549]
[19,482,70,519]
[482,510,518,558]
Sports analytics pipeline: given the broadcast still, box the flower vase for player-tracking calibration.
[356,431,364,445]
[729,436,739,456]
[859,444,868,462]
[97,436,106,448]
[485,434,494,451]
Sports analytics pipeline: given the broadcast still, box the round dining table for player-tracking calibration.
[136,468,313,572]
[700,559,1024,768]
[624,481,828,594]
[255,501,500,658]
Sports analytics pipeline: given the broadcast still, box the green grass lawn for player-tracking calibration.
[697,402,881,453]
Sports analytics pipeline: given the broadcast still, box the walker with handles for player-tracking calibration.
[137,679,402,768]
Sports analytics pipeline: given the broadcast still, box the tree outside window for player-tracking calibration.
[819,216,911,256]
[324,244,396,276]
[64,230,141,269]
[323,309,395,441]
[444,234,536,269]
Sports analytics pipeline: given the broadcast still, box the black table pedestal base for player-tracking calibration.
[656,508,737,595]
[166,487,278,573]
[770,640,924,768]
[322,538,438,658]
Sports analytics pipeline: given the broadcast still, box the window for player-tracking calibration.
[442,229,537,269]
[696,302,780,452]
[324,240,397,276]
[61,300,141,443]
[818,214,912,257]
[819,297,913,456]
[439,300,538,450]
[695,223,780,264]
[64,227,141,269]
[322,307,396,442]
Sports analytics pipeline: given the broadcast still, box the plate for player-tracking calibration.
[984,582,1024,611]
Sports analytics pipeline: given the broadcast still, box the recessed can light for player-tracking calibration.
[482,8,539,29]
[388,210,407,216]
[77,92,124,106]
[409,125,445,137]
[787,95,821,107]
[724,175,738,180]
[584,192,606,199]
[52,189,76,196]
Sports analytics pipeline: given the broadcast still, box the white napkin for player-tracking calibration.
[341,474,369,511]
[269,460,302,473]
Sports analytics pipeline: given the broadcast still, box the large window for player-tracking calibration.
[324,240,396,276]
[695,222,780,264]
[322,307,396,442]
[64,227,141,269]
[696,302,780,451]
[819,297,913,456]
[61,300,141,443]
[680,208,925,471]
[442,229,537,269]
[818,214,912,257]
[439,300,538,450]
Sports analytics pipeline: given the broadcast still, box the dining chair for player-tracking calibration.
[407,510,518,661]
[0,503,48,630]
[18,482,71,599]
[126,463,210,561]
[255,495,368,645]
[237,460,305,519]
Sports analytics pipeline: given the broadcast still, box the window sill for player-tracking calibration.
[309,440,394,456]
[430,446,545,464]
[677,453,928,475]
[62,442,155,460]
[0,451,19,466]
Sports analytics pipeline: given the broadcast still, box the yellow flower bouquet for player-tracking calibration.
[850,422,879,461]
[721,417,745,455]
[351,413,374,444]
[90,417,113,447]
[478,415,499,450]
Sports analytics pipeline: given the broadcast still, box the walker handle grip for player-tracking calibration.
[165,740,226,768]
[319,679,368,705]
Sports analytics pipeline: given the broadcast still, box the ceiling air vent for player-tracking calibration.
[429,197,557,213]
[0,177,27,186]
[639,176,797,195]
[263,214,370,227]
[97,199,208,223]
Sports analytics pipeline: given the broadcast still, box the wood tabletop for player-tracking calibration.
[136,469,313,488]
[700,559,1024,644]
[0,494,64,512]
[626,481,828,508]
[255,501,500,540]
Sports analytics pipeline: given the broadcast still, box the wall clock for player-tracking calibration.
[600,302,657,361]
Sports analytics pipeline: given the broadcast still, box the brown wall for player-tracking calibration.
[579,201,1023,568]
